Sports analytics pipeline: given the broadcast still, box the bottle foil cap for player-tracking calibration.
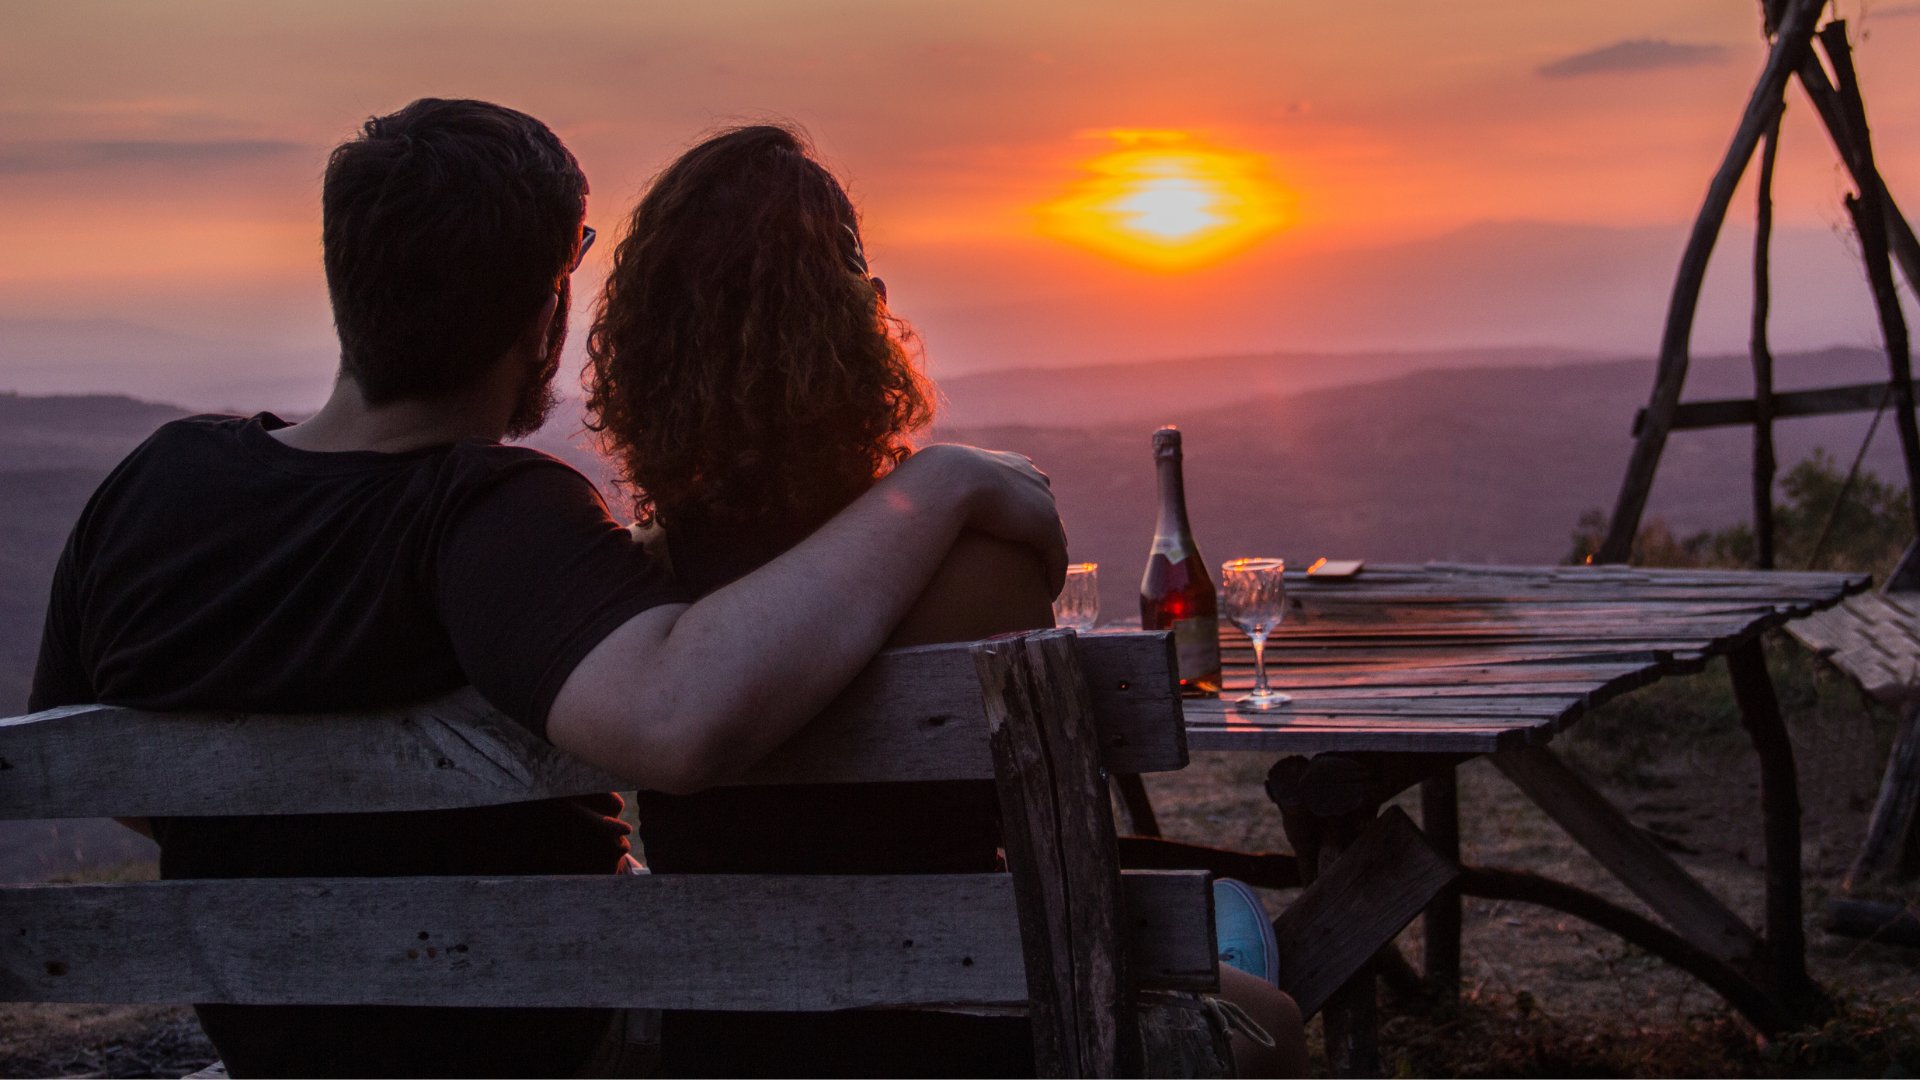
[1152,425,1182,458]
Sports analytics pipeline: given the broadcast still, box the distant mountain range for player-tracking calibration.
[0,344,1908,712]
[932,345,1909,617]
[933,346,1609,428]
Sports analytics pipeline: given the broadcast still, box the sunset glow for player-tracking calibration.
[2,1,1918,393]
[1041,131,1290,271]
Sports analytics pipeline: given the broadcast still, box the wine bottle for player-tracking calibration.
[1140,426,1222,695]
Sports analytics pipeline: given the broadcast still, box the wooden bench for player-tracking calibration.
[0,628,1228,1077]
[1784,561,1920,947]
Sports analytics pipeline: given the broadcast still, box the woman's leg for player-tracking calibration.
[1218,966,1310,1078]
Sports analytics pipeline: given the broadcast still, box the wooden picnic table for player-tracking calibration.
[1145,561,1869,1076]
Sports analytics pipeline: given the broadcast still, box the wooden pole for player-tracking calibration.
[1844,700,1920,889]
[1597,0,1828,564]
[1112,774,1163,837]
[1795,53,1920,300]
[1419,770,1462,1003]
[1817,23,1920,539]
[1825,898,1920,947]
[1310,817,1379,1078]
[1726,640,1834,1022]
[1752,112,1783,569]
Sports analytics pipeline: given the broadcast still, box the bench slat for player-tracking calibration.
[0,869,1213,1010]
[0,632,1183,819]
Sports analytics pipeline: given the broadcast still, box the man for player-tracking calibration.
[30,98,1066,1077]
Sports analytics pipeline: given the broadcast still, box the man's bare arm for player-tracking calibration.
[546,444,1065,794]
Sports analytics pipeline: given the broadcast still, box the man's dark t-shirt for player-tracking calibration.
[30,413,686,1078]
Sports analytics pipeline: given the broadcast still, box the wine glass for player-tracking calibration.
[1053,562,1100,631]
[1220,558,1290,710]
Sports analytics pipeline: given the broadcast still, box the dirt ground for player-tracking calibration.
[4,639,1917,1077]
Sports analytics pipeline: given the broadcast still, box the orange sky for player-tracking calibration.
[3,1,1919,407]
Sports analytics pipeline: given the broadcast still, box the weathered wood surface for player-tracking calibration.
[1115,836,1300,891]
[976,629,1143,1078]
[1182,563,1863,755]
[1632,380,1892,435]
[1491,747,1766,968]
[1269,807,1458,1020]
[0,869,1213,1009]
[1786,589,1920,705]
[0,632,1185,820]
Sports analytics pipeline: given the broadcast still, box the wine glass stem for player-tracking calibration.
[1250,630,1271,695]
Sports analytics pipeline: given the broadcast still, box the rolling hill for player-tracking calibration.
[1,345,1906,709]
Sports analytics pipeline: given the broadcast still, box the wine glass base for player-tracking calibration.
[1232,690,1292,711]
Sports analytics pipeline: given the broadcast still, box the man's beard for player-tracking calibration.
[503,284,569,439]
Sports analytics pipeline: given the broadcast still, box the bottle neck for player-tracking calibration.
[1152,453,1195,554]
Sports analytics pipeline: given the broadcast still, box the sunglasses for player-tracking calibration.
[571,225,597,272]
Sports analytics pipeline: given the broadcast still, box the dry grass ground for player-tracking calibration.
[4,638,1917,1077]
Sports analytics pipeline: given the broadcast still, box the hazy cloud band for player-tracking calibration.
[0,139,303,175]
[1538,39,1729,78]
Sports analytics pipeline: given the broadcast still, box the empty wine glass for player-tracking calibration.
[1053,562,1100,631]
[1220,558,1290,710]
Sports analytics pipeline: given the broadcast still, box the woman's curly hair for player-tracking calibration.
[585,124,934,537]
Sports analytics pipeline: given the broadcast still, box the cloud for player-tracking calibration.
[1537,39,1730,78]
[0,139,302,175]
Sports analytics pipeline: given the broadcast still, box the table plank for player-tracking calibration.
[1179,563,1865,754]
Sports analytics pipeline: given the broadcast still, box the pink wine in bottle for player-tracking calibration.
[1139,426,1222,696]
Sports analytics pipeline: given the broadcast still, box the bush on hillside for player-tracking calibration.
[1567,449,1912,577]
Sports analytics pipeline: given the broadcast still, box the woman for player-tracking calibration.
[586,122,1051,866]
[585,122,1050,1076]
[585,124,1302,1076]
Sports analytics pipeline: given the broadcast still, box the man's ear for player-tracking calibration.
[533,293,561,349]
[512,292,562,363]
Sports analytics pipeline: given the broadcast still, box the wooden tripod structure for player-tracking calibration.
[1598,0,1920,568]
[1604,0,1920,947]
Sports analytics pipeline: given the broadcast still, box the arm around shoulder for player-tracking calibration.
[545,444,1067,794]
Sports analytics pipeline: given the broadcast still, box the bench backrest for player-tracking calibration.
[0,629,1214,1077]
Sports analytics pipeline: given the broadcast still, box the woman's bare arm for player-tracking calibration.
[887,529,1057,648]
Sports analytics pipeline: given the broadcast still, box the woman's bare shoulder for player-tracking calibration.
[887,530,1057,648]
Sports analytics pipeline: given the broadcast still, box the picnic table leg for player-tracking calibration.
[1264,752,1467,1077]
[1278,807,1381,1078]
[1419,769,1463,1004]
[1725,638,1834,1023]
[1113,773,1163,837]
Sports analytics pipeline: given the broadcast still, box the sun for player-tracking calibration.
[1041,131,1289,271]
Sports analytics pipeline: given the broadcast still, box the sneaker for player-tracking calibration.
[1212,877,1279,984]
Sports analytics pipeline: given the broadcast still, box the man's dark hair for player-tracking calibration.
[323,98,587,404]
